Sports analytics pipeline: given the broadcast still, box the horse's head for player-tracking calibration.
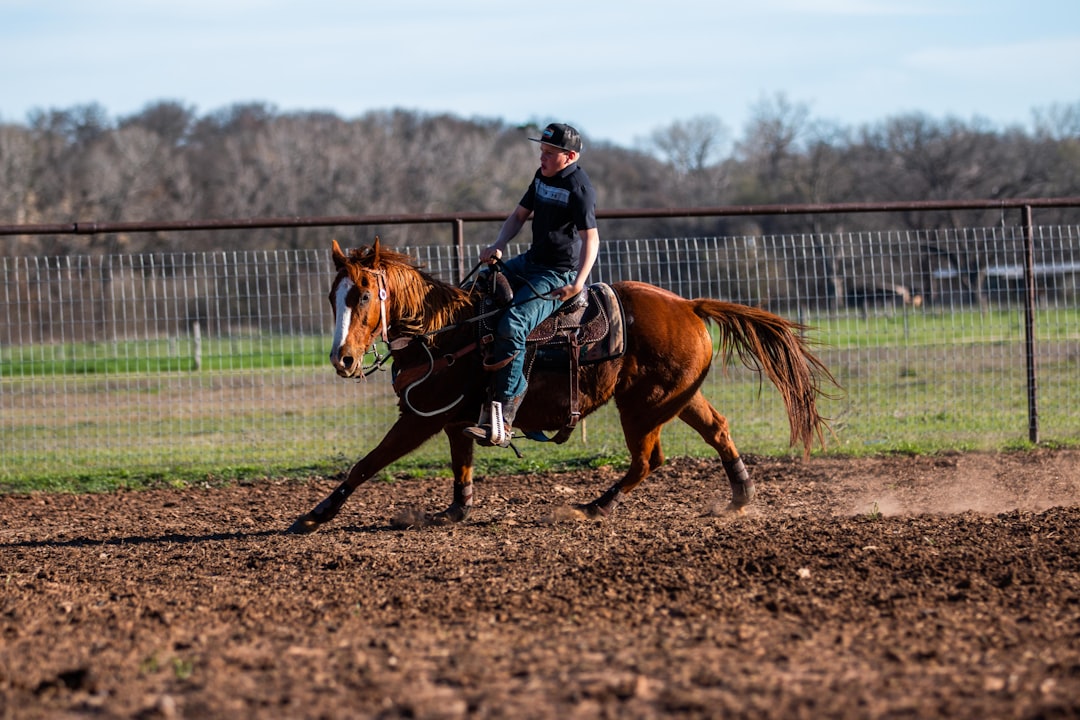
[328,238,475,378]
[328,238,390,378]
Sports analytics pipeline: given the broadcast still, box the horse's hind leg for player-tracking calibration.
[678,391,755,512]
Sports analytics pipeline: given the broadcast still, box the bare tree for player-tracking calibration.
[3,101,1078,258]
[646,115,730,175]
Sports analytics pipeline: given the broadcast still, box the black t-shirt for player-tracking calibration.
[519,163,597,272]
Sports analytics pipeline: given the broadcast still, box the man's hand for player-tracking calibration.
[548,283,583,302]
[480,246,502,264]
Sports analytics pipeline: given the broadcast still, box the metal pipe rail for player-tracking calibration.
[3,196,1080,237]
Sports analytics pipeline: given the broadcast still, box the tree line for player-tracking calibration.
[1,95,1079,257]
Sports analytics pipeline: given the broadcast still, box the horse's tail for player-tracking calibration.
[692,299,838,456]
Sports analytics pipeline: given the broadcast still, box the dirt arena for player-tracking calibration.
[2,450,1079,719]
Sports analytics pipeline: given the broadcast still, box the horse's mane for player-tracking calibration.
[345,244,473,335]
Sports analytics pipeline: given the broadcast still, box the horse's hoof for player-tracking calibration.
[721,502,749,516]
[426,511,460,526]
[730,481,756,507]
[542,505,591,523]
[429,504,470,526]
[286,514,322,534]
[571,503,606,521]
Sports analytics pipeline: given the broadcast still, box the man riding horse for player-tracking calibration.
[463,123,600,448]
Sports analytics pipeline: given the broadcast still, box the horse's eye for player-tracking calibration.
[347,286,363,306]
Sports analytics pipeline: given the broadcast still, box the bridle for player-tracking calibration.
[371,268,389,344]
[358,269,392,377]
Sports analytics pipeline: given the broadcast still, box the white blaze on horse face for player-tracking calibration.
[331,276,354,365]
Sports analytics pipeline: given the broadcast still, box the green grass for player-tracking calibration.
[0,335,326,377]
[2,307,1078,493]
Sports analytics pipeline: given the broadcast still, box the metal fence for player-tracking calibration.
[2,226,1079,484]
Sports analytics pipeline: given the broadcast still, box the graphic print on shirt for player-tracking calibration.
[534,179,571,207]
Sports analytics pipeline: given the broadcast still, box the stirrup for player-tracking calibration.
[490,400,510,446]
[462,400,514,448]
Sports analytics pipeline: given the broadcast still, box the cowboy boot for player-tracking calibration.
[463,349,519,445]
[463,402,493,444]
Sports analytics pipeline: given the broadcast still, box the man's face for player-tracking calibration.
[538,143,575,177]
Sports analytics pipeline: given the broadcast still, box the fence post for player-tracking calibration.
[453,218,465,283]
[1022,205,1039,444]
[192,321,202,372]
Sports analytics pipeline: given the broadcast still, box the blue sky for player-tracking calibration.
[2,0,1078,149]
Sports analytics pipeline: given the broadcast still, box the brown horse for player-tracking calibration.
[289,239,835,533]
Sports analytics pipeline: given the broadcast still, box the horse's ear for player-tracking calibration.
[331,239,347,270]
[372,236,381,264]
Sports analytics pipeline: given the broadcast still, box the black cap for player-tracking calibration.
[529,123,583,153]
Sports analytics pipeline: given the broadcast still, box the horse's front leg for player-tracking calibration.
[287,415,443,534]
[427,427,477,525]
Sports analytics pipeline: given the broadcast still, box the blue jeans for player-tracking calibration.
[490,254,575,401]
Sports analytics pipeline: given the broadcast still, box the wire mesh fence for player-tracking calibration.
[2,227,1078,484]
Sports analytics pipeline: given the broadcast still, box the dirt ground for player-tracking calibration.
[2,450,1079,719]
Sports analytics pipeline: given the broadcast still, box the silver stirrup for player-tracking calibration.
[489,400,508,446]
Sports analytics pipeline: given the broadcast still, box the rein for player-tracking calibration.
[358,344,393,378]
[354,259,553,406]
[408,259,551,339]
[491,258,558,305]
[395,339,474,417]
[374,261,486,415]
[351,262,483,382]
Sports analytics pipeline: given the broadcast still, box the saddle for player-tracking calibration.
[477,271,626,443]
